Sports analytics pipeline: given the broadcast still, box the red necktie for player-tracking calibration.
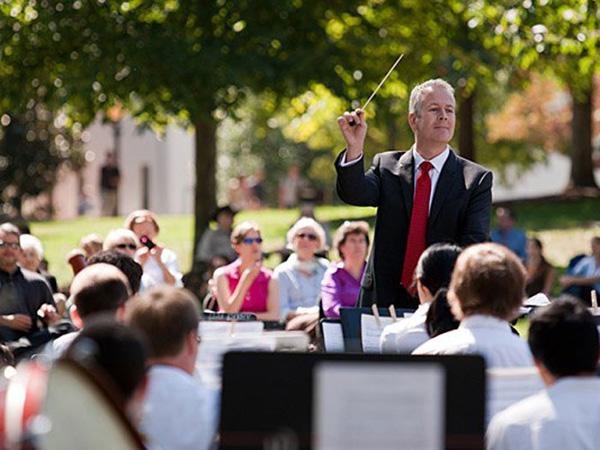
[401,161,433,295]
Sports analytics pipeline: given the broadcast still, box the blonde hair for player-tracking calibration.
[230,222,261,245]
[104,229,140,251]
[124,209,160,234]
[286,217,327,253]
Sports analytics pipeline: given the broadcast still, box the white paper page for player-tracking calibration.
[588,308,600,316]
[523,293,550,307]
[360,315,395,353]
[486,367,544,425]
[403,312,414,318]
[314,362,445,450]
[198,321,264,338]
[322,322,345,353]
[518,306,532,316]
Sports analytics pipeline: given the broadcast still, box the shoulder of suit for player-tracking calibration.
[373,150,407,163]
[451,150,491,175]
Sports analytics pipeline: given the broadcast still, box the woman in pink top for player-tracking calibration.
[213,222,279,320]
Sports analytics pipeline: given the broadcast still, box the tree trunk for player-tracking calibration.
[569,87,598,189]
[192,119,218,271]
[458,87,475,162]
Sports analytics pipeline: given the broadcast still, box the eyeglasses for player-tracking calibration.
[115,243,137,251]
[0,241,20,250]
[296,233,318,241]
[242,237,263,244]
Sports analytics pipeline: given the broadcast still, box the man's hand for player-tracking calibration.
[337,108,367,162]
[1,314,32,331]
[38,304,61,326]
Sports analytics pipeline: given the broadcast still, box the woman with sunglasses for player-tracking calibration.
[274,217,329,322]
[213,222,279,320]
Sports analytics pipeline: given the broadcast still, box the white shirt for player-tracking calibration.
[487,377,600,450]
[380,302,430,354]
[340,147,450,212]
[138,247,183,288]
[413,314,534,368]
[141,365,218,450]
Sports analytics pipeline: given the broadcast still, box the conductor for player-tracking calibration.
[335,79,492,308]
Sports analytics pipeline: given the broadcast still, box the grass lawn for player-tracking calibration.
[29,197,600,290]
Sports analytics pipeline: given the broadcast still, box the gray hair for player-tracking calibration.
[409,79,455,116]
[104,229,140,251]
[19,234,44,259]
[0,223,20,237]
[286,217,327,253]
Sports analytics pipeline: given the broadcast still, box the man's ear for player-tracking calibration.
[70,305,84,329]
[408,111,418,132]
[115,303,128,323]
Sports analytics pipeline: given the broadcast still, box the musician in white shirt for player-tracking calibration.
[487,297,600,450]
[414,243,534,368]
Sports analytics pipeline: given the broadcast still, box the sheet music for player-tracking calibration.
[322,322,345,353]
[523,293,550,307]
[486,367,544,425]
[360,314,395,353]
[403,312,414,318]
[314,362,445,450]
[198,321,264,338]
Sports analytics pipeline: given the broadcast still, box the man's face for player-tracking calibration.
[0,232,21,271]
[409,87,456,147]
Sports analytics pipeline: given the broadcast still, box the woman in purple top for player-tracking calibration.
[321,221,369,318]
[213,222,279,320]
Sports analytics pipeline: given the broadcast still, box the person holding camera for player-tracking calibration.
[125,210,183,288]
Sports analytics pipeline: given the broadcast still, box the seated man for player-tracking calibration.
[487,297,600,449]
[52,263,132,355]
[0,223,59,343]
[414,243,533,368]
[126,286,217,450]
[491,207,527,261]
[559,236,600,304]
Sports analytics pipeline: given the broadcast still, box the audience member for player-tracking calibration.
[0,223,59,343]
[103,229,156,292]
[127,286,217,450]
[19,234,58,293]
[321,221,369,318]
[559,236,600,304]
[487,298,600,449]
[381,243,462,354]
[125,209,183,288]
[64,319,147,424]
[196,206,238,264]
[88,250,144,295]
[425,288,460,338]
[274,218,329,321]
[491,207,527,261]
[525,237,555,297]
[79,234,104,260]
[414,243,533,368]
[52,263,131,355]
[212,222,278,320]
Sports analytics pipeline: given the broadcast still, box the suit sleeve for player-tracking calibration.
[459,170,493,246]
[335,150,381,207]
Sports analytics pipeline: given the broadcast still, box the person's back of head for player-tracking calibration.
[414,243,462,296]
[529,297,599,380]
[449,243,525,321]
[63,318,147,413]
[88,250,143,294]
[425,288,460,338]
[126,286,199,374]
[70,263,131,326]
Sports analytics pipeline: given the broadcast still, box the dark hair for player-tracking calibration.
[72,265,131,320]
[414,243,462,295]
[497,207,516,220]
[64,319,147,408]
[425,288,460,338]
[126,286,199,359]
[88,250,143,294]
[528,297,599,377]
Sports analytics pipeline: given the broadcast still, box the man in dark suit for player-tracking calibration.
[336,79,492,308]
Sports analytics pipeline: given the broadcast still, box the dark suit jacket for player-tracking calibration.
[335,148,493,308]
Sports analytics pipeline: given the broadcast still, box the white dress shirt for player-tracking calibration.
[340,147,450,212]
[413,314,534,368]
[380,302,430,354]
[486,377,600,450]
[141,365,218,450]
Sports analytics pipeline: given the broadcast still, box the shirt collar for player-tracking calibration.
[458,314,512,332]
[413,146,450,173]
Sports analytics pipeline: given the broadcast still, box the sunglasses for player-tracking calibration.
[0,241,20,250]
[242,237,263,244]
[116,243,137,251]
[296,233,318,241]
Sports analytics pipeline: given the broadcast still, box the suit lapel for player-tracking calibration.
[397,149,415,219]
[428,149,458,228]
